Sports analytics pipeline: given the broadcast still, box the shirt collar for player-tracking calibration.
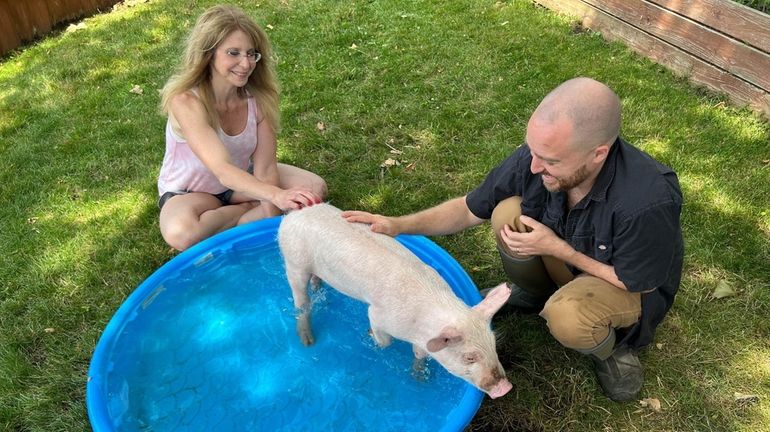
[580,137,620,205]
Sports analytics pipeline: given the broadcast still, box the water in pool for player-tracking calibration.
[103,243,470,431]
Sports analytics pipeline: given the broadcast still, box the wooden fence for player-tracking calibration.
[533,0,770,120]
[0,0,121,56]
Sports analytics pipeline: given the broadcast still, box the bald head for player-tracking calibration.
[531,77,621,151]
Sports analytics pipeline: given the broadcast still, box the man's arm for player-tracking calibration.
[341,196,485,237]
[501,215,630,291]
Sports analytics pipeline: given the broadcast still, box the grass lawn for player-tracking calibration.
[1,0,768,430]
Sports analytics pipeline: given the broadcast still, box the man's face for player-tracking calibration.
[525,116,598,193]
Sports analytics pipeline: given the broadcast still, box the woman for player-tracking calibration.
[158,5,326,251]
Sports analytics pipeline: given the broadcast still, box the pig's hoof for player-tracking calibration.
[299,332,315,346]
[310,275,321,291]
[411,357,429,381]
[411,365,430,382]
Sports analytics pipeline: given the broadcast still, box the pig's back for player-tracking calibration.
[278,204,437,302]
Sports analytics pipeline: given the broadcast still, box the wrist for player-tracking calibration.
[556,239,577,262]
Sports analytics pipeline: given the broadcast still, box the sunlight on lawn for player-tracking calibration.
[32,190,148,292]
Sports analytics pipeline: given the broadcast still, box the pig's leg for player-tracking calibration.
[367,307,392,348]
[411,345,429,381]
[286,265,314,346]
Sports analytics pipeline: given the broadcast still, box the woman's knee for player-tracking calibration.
[162,220,202,251]
[314,176,328,199]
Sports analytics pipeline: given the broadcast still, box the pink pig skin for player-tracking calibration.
[278,203,512,398]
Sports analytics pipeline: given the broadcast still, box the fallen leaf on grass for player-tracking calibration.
[639,398,662,412]
[316,122,326,132]
[656,343,664,350]
[734,393,760,405]
[380,158,400,168]
[66,22,87,33]
[44,328,55,333]
[404,161,417,172]
[711,279,736,299]
[129,85,143,95]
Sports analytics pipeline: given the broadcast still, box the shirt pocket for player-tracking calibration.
[593,237,613,263]
[569,232,594,256]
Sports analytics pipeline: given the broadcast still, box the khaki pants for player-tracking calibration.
[491,197,641,351]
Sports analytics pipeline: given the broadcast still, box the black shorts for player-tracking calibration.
[157,189,235,210]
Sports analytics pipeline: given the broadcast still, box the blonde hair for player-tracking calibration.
[160,4,280,132]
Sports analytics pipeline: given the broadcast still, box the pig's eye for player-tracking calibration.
[463,352,480,364]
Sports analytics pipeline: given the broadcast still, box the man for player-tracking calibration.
[342,77,683,402]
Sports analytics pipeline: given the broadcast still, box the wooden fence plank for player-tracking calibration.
[0,1,21,55]
[649,0,770,53]
[583,0,770,92]
[0,0,121,56]
[534,0,770,119]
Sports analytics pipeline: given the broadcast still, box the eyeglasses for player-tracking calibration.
[224,48,262,63]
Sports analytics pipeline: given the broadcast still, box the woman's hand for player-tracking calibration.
[272,187,322,211]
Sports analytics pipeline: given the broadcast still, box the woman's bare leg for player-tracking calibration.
[159,192,254,251]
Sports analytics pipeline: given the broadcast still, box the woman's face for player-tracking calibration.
[210,30,259,88]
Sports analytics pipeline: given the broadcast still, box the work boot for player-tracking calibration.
[479,282,550,313]
[592,344,644,402]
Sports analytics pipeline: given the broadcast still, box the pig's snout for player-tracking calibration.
[481,367,512,399]
[486,379,512,399]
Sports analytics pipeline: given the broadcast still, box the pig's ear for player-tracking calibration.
[473,282,511,320]
[426,326,463,352]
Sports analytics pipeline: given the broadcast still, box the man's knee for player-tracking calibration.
[491,196,523,240]
[540,293,600,349]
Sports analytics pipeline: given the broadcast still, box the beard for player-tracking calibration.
[541,163,591,192]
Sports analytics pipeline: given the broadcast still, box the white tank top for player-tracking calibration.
[157,96,258,195]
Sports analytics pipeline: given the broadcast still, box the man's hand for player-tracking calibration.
[341,211,400,237]
[500,215,570,258]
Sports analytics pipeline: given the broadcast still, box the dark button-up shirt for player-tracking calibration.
[466,138,683,348]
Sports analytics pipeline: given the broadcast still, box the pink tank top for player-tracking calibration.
[157,96,258,195]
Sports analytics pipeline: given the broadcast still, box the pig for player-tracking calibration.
[277,203,513,399]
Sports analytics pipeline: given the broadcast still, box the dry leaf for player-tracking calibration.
[129,85,143,95]
[380,158,399,168]
[639,398,662,412]
[734,393,760,405]
[711,279,736,299]
[656,343,664,350]
[316,122,326,131]
[350,43,358,49]
[44,328,55,333]
[266,24,274,30]
[66,22,87,33]
[389,149,403,155]
[405,161,417,172]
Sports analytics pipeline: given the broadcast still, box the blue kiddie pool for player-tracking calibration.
[87,216,484,431]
